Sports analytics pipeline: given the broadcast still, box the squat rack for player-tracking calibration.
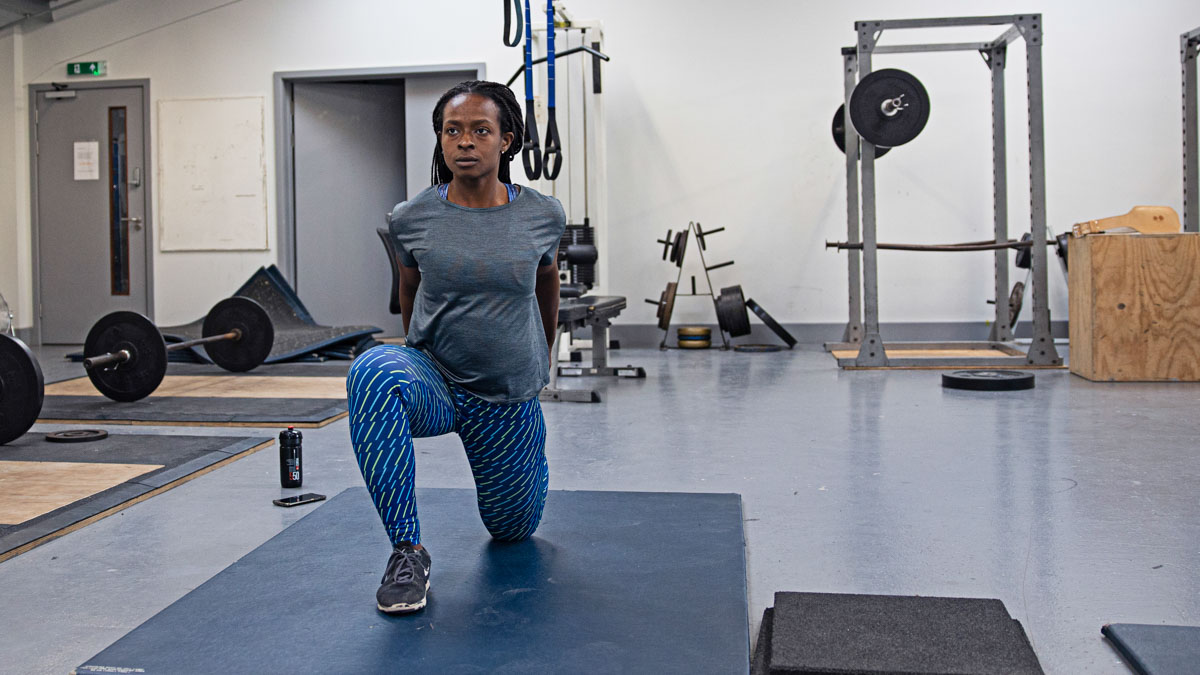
[1184,25,1199,233]
[827,15,1061,369]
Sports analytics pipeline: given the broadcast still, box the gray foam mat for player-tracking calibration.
[764,591,1043,674]
[1102,623,1200,675]
[39,396,345,427]
[0,433,269,560]
[77,487,749,674]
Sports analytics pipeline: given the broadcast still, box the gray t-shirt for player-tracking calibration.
[388,184,566,403]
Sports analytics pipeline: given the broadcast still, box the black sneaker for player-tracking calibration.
[376,543,431,614]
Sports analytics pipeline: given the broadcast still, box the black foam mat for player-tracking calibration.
[0,433,269,560]
[39,396,345,427]
[1102,623,1200,675]
[77,487,749,674]
[762,591,1043,674]
[160,265,380,364]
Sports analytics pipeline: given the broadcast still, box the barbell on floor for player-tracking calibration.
[0,333,44,445]
[83,296,275,402]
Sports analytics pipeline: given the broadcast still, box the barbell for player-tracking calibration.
[83,296,274,402]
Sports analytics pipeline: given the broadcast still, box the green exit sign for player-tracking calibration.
[67,61,107,77]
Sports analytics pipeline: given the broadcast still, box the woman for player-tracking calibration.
[346,80,564,614]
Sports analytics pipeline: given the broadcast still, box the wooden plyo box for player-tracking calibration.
[1069,233,1200,381]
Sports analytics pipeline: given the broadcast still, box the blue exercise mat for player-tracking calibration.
[77,487,749,674]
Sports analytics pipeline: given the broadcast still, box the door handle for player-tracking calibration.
[121,216,143,231]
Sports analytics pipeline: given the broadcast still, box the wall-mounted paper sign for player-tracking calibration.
[73,141,99,181]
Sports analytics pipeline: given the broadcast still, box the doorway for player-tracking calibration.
[274,65,483,335]
[30,80,152,344]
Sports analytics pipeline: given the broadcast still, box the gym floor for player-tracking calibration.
[3,344,1198,674]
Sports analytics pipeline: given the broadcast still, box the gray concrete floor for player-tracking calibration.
[3,345,1198,674]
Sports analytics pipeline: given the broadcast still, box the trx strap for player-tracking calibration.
[502,0,523,47]
[521,0,543,180]
[541,0,563,179]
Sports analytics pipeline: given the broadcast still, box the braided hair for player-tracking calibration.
[430,80,524,185]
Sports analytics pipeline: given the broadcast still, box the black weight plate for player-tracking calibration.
[84,311,168,402]
[45,429,109,443]
[658,282,678,331]
[848,69,930,148]
[734,344,783,353]
[1055,233,1070,271]
[0,334,44,445]
[942,370,1035,391]
[202,296,275,372]
[745,298,797,348]
[1014,232,1033,269]
[717,286,751,338]
[831,104,889,158]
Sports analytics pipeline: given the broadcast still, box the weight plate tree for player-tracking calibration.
[832,104,890,158]
[848,68,930,148]
[0,333,44,445]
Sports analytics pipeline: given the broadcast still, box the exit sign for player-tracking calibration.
[67,61,107,77]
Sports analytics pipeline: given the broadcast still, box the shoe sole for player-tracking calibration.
[377,581,429,614]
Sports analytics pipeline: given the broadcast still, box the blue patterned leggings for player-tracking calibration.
[346,345,549,546]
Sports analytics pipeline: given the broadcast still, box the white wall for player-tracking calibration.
[1,0,1195,333]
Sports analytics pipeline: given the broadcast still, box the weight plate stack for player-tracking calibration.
[848,68,930,148]
[716,286,752,338]
[0,333,44,445]
[677,325,711,349]
[202,296,275,372]
[831,104,890,158]
[84,311,168,402]
[941,370,1035,391]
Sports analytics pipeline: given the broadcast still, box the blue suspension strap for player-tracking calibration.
[541,0,563,180]
[520,0,543,180]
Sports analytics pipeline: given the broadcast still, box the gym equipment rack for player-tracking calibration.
[827,15,1062,369]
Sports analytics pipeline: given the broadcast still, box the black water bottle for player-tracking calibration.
[279,426,303,488]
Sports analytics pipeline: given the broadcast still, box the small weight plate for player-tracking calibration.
[717,286,752,337]
[831,104,890,158]
[677,326,711,338]
[734,344,784,353]
[202,296,275,372]
[45,429,109,443]
[1008,282,1025,327]
[673,230,689,268]
[678,339,711,349]
[848,69,930,148]
[84,311,168,402]
[745,298,797,348]
[941,370,1035,391]
[658,282,678,331]
[0,334,44,445]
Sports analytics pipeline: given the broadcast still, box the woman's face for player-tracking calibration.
[439,93,514,182]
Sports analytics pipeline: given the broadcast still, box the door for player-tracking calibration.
[293,81,407,333]
[35,86,148,344]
